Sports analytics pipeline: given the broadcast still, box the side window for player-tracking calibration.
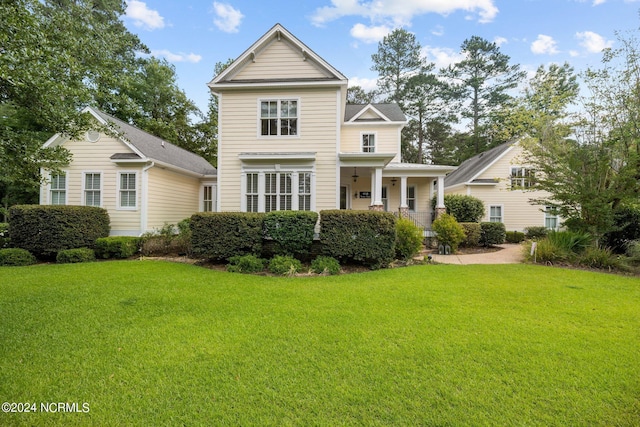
[50,173,67,205]
[118,172,137,209]
[489,205,503,222]
[84,173,101,207]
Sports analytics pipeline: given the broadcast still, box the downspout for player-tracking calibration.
[140,162,155,236]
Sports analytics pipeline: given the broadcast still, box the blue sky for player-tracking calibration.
[122,0,640,114]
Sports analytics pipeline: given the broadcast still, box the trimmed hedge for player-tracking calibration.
[319,210,396,268]
[0,248,37,266]
[459,222,481,247]
[480,222,506,246]
[433,194,485,223]
[56,248,96,264]
[190,212,264,261]
[524,226,548,240]
[506,231,526,243]
[263,211,318,259]
[95,236,140,259]
[8,205,110,259]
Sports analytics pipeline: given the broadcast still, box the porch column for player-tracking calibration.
[435,176,446,218]
[369,167,384,211]
[399,176,409,217]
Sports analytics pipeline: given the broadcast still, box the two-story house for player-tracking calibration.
[208,23,455,229]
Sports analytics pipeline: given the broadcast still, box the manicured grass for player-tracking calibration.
[1,261,639,426]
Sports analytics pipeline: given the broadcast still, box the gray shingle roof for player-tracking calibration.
[93,109,216,176]
[345,103,406,122]
[444,141,514,188]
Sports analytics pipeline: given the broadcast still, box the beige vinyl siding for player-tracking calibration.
[233,39,331,81]
[146,167,200,231]
[340,126,401,161]
[449,145,553,231]
[349,176,433,213]
[42,134,142,235]
[218,88,339,211]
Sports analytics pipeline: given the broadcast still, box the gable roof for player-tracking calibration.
[89,108,216,177]
[444,141,515,188]
[344,103,406,123]
[209,23,347,89]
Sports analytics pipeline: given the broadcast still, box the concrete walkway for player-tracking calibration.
[427,243,525,265]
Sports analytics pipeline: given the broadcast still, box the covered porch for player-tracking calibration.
[338,153,456,234]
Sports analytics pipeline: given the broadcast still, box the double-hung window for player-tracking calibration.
[407,186,416,212]
[510,167,535,189]
[490,205,503,223]
[362,133,375,153]
[84,172,101,207]
[545,206,559,230]
[202,185,215,212]
[260,99,298,136]
[246,173,259,213]
[243,170,313,212]
[298,173,311,211]
[50,173,67,205]
[118,172,137,209]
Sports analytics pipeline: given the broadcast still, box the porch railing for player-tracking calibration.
[394,211,434,237]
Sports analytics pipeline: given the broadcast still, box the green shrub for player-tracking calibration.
[226,254,266,273]
[268,255,302,276]
[528,238,567,264]
[432,213,466,252]
[0,248,36,266]
[56,248,95,264]
[578,247,622,270]
[524,226,549,240]
[433,194,485,223]
[603,205,640,254]
[624,240,640,267]
[95,236,140,259]
[480,222,506,246]
[8,205,110,259]
[139,220,192,257]
[0,222,10,248]
[459,222,481,247]
[310,256,341,275]
[190,212,264,261]
[506,231,525,244]
[547,231,592,255]
[395,218,423,260]
[263,211,318,259]
[319,210,396,269]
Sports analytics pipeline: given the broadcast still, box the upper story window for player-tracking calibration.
[260,99,298,136]
[362,133,375,153]
[50,173,67,205]
[510,167,535,189]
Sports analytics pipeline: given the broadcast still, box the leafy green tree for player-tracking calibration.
[520,34,640,243]
[0,0,146,213]
[442,36,525,157]
[346,86,377,104]
[371,28,432,105]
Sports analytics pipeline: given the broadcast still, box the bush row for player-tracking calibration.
[191,210,400,269]
[226,254,342,276]
[9,205,110,259]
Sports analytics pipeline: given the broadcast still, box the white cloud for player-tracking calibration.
[311,0,499,27]
[421,45,465,69]
[592,0,606,5]
[348,76,378,92]
[575,31,613,53]
[350,23,392,43]
[531,34,559,55]
[151,49,202,63]
[431,25,445,36]
[125,0,165,30]
[494,36,508,47]
[212,2,244,33]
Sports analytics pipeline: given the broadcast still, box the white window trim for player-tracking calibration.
[82,171,102,207]
[510,165,535,189]
[489,204,504,223]
[241,166,315,213]
[200,182,217,212]
[49,171,68,205]
[544,206,559,230]
[407,185,417,212]
[361,132,377,153]
[117,171,138,211]
[257,98,301,139]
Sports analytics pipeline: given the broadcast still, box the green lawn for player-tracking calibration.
[1,261,639,426]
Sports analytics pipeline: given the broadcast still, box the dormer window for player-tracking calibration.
[362,133,375,153]
[260,99,298,136]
